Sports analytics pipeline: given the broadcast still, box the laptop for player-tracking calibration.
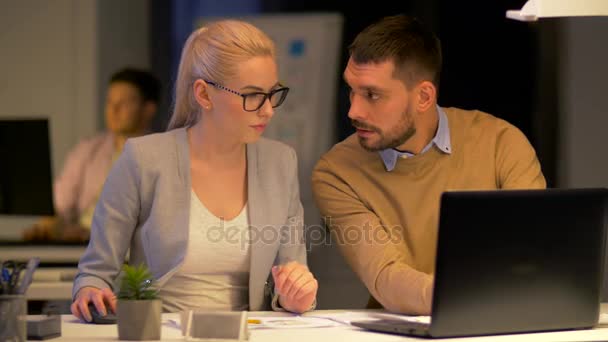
[351,188,608,338]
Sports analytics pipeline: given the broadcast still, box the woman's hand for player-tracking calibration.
[71,287,116,322]
[272,261,318,313]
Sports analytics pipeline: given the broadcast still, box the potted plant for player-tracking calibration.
[116,264,162,340]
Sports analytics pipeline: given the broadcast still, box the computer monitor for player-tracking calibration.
[0,118,54,216]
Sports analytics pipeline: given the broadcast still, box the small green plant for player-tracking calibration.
[117,264,159,300]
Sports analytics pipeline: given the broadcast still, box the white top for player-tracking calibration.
[160,190,251,312]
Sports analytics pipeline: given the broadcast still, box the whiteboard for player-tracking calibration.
[197,14,344,228]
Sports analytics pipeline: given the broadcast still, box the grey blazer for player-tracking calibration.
[73,128,307,311]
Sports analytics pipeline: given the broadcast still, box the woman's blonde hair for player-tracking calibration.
[168,20,276,130]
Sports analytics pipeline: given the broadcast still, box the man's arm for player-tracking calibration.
[24,140,91,241]
[495,124,546,189]
[312,158,433,315]
[54,139,91,223]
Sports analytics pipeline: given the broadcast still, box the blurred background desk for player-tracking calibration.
[0,243,84,312]
[0,244,85,264]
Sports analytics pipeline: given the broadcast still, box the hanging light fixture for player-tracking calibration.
[507,0,608,21]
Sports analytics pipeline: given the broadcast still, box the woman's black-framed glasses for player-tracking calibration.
[205,80,290,112]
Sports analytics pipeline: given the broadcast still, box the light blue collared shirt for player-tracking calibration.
[379,106,452,171]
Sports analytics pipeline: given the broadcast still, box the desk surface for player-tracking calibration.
[36,305,608,342]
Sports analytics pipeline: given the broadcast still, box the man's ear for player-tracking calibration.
[416,81,436,112]
[193,79,212,109]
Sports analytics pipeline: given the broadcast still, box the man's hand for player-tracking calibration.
[22,216,89,242]
[272,261,317,313]
[22,216,58,241]
[60,224,90,242]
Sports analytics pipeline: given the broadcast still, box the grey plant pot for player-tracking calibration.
[117,299,162,340]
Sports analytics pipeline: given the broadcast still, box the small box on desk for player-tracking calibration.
[182,310,249,341]
[27,315,61,340]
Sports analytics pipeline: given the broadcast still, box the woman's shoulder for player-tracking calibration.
[122,128,186,164]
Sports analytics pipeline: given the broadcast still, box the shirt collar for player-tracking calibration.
[379,105,452,172]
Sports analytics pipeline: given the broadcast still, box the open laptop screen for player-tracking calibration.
[352,188,608,338]
[0,119,54,216]
[430,188,607,337]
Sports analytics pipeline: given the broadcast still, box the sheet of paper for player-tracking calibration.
[247,316,342,329]
[166,314,341,331]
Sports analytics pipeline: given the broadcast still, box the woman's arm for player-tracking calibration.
[272,148,317,313]
[72,141,142,305]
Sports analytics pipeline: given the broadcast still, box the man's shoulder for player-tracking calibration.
[68,131,113,156]
[326,133,365,156]
[73,130,108,144]
[316,134,374,170]
[444,107,521,138]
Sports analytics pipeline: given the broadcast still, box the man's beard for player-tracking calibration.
[352,108,416,152]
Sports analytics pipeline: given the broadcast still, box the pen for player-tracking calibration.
[1,267,8,294]
[16,257,40,295]
[8,264,23,294]
[2,261,24,294]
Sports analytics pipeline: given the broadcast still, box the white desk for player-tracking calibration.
[36,306,608,342]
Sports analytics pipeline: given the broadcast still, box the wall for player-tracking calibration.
[97,0,150,127]
[0,0,149,239]
[558,16,608,300]
[559,17,608,188]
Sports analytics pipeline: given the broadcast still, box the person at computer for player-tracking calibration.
[22,68,161,242]
[311,14,546,315]
[70,20,318,321]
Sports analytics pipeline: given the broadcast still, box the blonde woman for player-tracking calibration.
[71,20,318,322]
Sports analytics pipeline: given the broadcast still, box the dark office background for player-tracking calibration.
[2,0,607,316]
[146,0,562,308]
[150,0,559,188]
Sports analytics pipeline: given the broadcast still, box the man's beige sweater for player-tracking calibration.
[312,107,546,315]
